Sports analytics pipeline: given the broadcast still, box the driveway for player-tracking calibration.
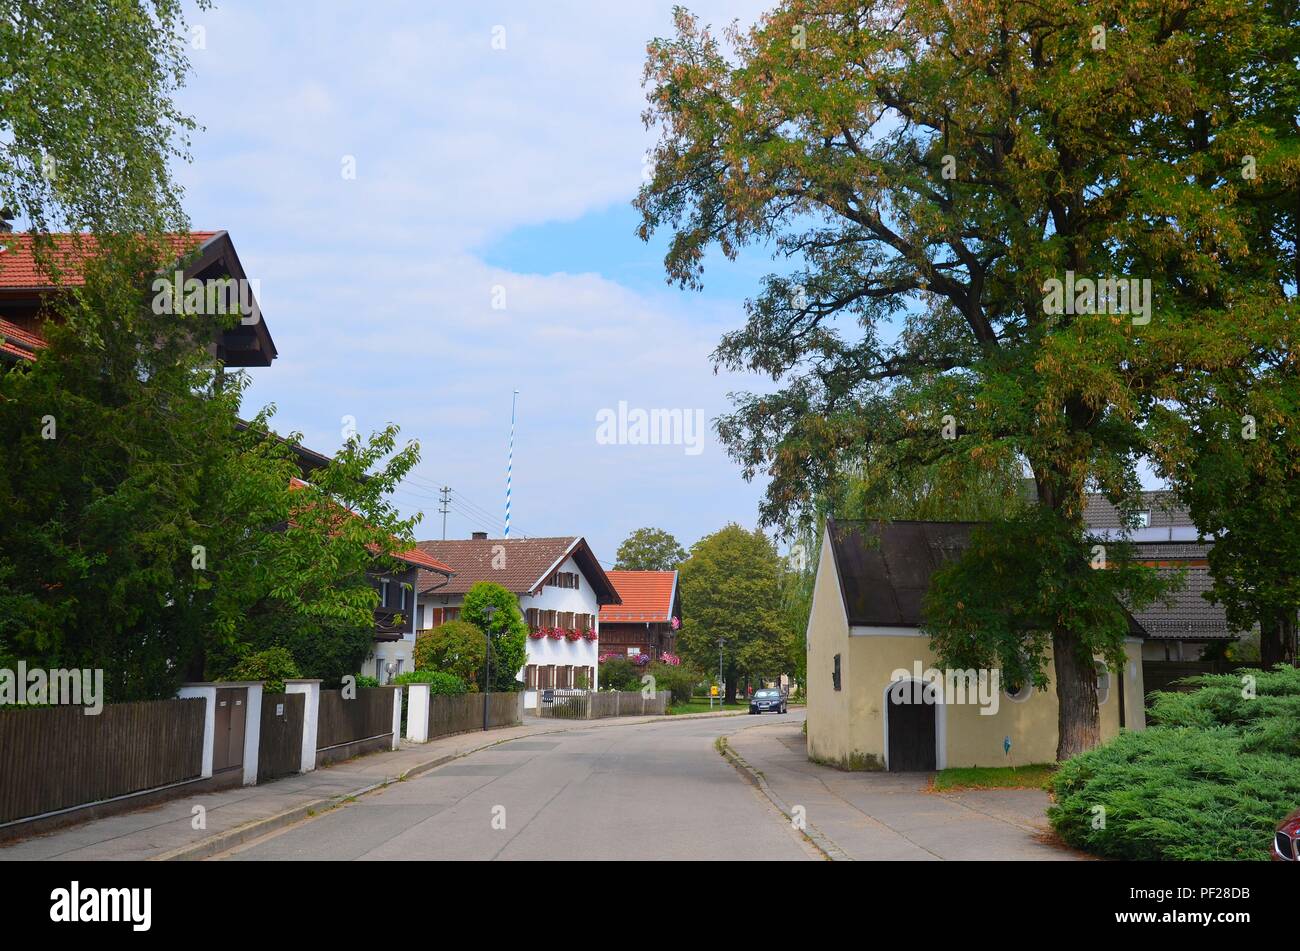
[727,718,1085,860]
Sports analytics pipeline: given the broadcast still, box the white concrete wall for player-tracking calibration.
[285,680,320,773]
[177,685,217,778]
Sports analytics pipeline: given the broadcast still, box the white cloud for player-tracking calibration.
[177,0,777,556]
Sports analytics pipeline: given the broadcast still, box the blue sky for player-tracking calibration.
[172,0,780,563]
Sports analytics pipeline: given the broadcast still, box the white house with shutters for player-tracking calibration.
[413,533,621,708]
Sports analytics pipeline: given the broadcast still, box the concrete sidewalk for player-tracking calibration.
[725,721,1086,861]
[0,709,747,861]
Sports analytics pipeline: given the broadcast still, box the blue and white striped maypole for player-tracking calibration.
[504,389,518,538]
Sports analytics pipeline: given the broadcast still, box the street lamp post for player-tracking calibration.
[718,637,726,707]
[481,604,496,731]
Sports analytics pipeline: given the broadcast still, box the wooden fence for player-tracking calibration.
[0,699,205,825]
[316,687,395,752]
[257,692,305,782]
[426,692,523,739]
[537,690,671,719]
[1143,661,1264,697]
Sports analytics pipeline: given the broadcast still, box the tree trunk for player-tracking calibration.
[1260,610,1299,668]
[1053,627,1100,761]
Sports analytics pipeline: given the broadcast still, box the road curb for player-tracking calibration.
[716,735,851,862]
[155,707,752,860]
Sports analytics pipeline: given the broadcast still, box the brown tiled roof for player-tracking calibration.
[601,571,678,622]
[1083,490,1194,531]
[827,520,976,627]
[827,519,1146,636]
[1127,562,1249,641]
[415,536,620,604]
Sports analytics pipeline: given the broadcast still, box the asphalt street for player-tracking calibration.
[219,711,817,861]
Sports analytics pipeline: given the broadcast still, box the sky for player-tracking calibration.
[172,0,780,564]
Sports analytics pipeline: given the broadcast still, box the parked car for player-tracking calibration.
[749,688,787,715]
[1274,808,1299,862]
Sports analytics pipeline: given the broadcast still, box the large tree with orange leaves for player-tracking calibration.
[636,0,1297,758]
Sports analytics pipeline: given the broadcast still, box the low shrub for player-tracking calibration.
[354,675,381,689]
[1048,665,1300,861]
[598,657,643,691]
[649,662,703,705]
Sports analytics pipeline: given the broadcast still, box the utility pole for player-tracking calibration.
[438,486,451,540]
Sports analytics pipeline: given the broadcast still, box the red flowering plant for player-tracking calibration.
[528,628,546,639]
[565,628,582,642]
[583,628,599,641]
[546,627,565,640]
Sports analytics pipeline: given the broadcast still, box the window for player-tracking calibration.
[400,584,407,610]
[1136,511,1151,528]
[446,607,460,622]
[1095,661,1111,705]
[832,654,841,691]
[395,659,403,675]
[1004,676,1034,702]
[380,580,389,608]
[375,658,385,681]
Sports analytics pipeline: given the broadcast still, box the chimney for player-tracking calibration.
[471,531,488,540]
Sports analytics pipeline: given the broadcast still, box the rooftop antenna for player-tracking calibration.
[504,389,519,538]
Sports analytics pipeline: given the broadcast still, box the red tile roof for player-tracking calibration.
[0,316,45,361]
[0,232,221,288]
[286,477,454,575]
[600,570,678,622]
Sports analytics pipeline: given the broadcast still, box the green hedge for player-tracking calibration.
[391,669,468,695]
[1048,665,1300,860]
[229,647,300,693]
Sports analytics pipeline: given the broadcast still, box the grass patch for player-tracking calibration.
[931,764,1056,791]
[667,701,750,715]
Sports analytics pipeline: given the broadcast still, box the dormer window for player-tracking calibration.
[1136,511,1151,528]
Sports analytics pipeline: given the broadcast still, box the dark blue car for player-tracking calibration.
[749,688,787,715]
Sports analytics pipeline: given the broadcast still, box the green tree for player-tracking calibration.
[459,582,528,693]
[0,0,204,237]
[613,527,687,571]
[0,244,424,698]
[636,0,1295,757]
[678,524,789,703]
[415,620,488,690]
[1153,370,1300,667]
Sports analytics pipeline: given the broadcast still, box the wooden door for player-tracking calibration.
[886,680,936,771]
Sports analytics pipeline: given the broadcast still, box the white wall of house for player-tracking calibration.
[367,639,413,683]
[416,553,603,706]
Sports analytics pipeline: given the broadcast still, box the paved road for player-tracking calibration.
[220,713,817,861]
